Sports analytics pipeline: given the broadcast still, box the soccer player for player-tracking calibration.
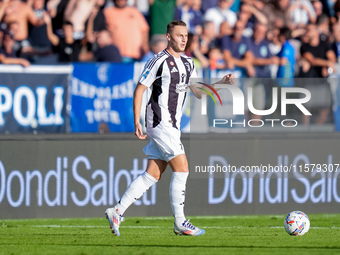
[105,20,234,236]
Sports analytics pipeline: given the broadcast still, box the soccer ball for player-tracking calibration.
[284,211,310,236]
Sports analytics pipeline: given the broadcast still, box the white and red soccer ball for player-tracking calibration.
[284,211,310,236]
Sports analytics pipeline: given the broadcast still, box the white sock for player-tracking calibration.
[114,171,157,215]
[169,172,189,227]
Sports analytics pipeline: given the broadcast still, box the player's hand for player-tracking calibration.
[222,74,235,85]
[135,122,147,140]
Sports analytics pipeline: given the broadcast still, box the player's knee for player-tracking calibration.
[147,171,161,181]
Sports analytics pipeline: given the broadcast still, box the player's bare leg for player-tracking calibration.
[168,154,205,236]
[146,159,168,180]
[105,159,167,236]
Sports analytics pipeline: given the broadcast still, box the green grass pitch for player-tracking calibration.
[1,214,340,255]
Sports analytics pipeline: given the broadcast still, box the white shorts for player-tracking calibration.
[143,125,185,162]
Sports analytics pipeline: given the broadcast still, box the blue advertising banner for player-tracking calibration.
[70,63,135,132]
[0,66,70,133]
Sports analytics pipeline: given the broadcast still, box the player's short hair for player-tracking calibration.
[166,20,187,34]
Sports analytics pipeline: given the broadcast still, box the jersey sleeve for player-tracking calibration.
[189,60,198,84]
[138,58,159,88]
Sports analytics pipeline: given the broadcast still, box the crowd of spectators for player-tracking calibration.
[0,0,338,76]
[0,0,339,124]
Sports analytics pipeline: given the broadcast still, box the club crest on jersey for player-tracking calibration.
[181,73,186,83]
[184,62,191,72]
[170,61,175,66]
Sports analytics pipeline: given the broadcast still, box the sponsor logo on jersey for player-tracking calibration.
[176,83,188,93]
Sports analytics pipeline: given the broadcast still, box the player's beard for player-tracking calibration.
[170,35,186,53]
[174,43,185,53]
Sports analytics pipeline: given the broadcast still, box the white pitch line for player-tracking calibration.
[3,214,337,222]
[27,225,340,230]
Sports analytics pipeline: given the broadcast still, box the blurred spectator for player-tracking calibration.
[299,23,336,125]
[127,0,149,17]
[44,13,81,62]
[230,0,240,13]
[185,32,209,68]
[317,13,331,41]
[334,0,340,21]
[98,122,110,133]
[300,23,335,78]
[6,21,22,52]
[204,0,237,36]
[192,0,203,34]
[84,0,107,60]
[0,0,45,41]
[80,30,122,63]
[221,20,254,76]
[263,0,291,30]
[208,47,225,69]
[0,31,30,66]
[63,0,97,40]
[199,21,218,56]
[248,22,279,120]
[141,34,167,62]
[47,0,62,18]
[277,27,296,87]
[331,22,340,62]
[313,0,324,20]
[288,0,317,28]
[238,3,268,37]
[249,22,279,78]
[174,0,202,34]
[326,0,337,17]
[201,0,218,13]
[104,0,149,62]
[85,0,107,34]
[0,26,4,48]
[46,0,69,33]
[149,0,176,35]
[216,20,233,42]
[267,27,282,55]
[24,0,54,63]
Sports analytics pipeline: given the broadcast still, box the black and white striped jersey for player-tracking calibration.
[138,49,197,129]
